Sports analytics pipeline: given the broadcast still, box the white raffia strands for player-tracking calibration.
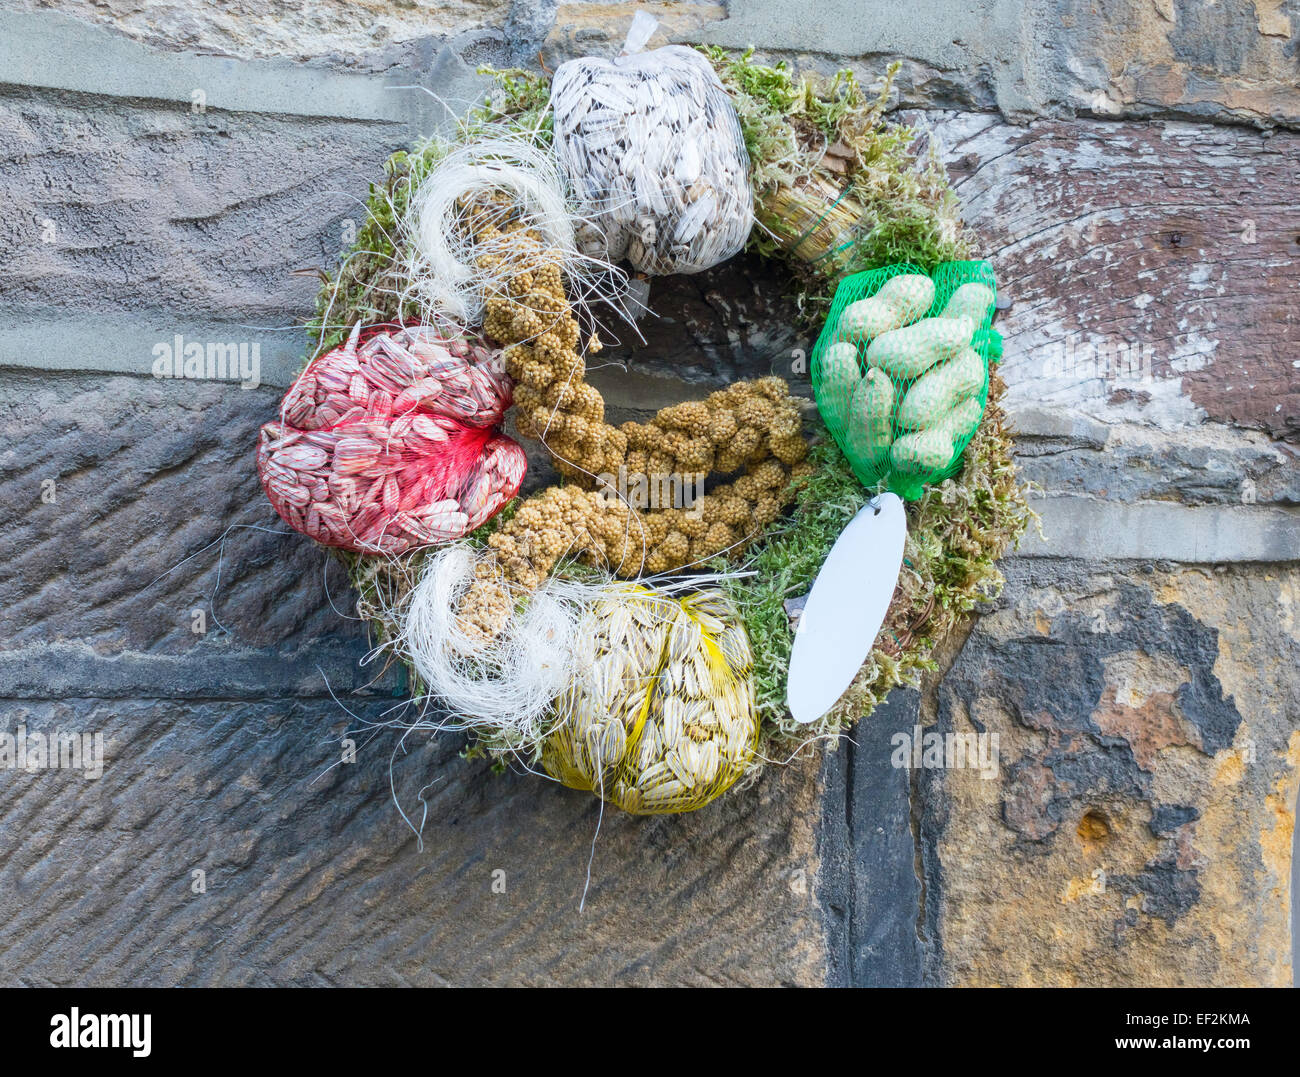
[399,132,631,334]
[389,544,601,752]
[374,537,760,759]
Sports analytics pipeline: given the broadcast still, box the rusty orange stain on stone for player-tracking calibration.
[1215,750,1246,785]
[1258,730,1300,900]
[1060,873,1105,903]
[1260,794,1293,899]
[1076,809,1111,847]
[1090,683,1193,770]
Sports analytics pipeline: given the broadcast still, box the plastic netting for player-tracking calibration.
[810,260,1000,500]
[540,586,758,815]
[258,324,525,553]
[548,12,753,276]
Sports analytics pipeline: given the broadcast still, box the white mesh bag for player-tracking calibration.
[549,13,754,275]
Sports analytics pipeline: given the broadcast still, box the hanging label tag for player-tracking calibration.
[786,493,907,725]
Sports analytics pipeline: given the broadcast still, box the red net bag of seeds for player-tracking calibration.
[258,324,526,554]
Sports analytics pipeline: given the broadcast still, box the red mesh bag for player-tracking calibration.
[258,323,527,554]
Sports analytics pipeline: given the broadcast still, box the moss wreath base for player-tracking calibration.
[296,50,1033,808]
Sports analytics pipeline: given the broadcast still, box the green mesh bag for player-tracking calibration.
[810,260,1000,501]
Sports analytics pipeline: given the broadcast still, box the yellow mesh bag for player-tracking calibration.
[540,586,757,815]
[810,260,1000,500]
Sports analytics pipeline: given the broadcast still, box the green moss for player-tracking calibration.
[701,47,890,190]
[702,48,971,319]
[306,66,553,360]
[466,66,554,137]
[306,140,447,358]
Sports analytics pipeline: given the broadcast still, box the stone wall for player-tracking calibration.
[0,0,1296,986]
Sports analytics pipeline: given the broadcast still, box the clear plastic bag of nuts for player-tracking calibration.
[549,12,754,275]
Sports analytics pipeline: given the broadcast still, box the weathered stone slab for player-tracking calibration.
[818,689,932,987]
[8,1,1296,131]
[0,89,417,324]
[0,697,828,986]
[697,0,1300,129]
[920,560,1299,986]
[0,8,488,124]
[929,111,1300,443]
[0,2,513,75]
[0,372,348,654]
[1020,499,1300,563]
[1010,421,1300,507]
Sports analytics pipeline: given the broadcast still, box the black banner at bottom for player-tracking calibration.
[1,985,1289,1062]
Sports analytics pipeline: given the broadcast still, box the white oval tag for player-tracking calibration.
[786,492,907,725]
